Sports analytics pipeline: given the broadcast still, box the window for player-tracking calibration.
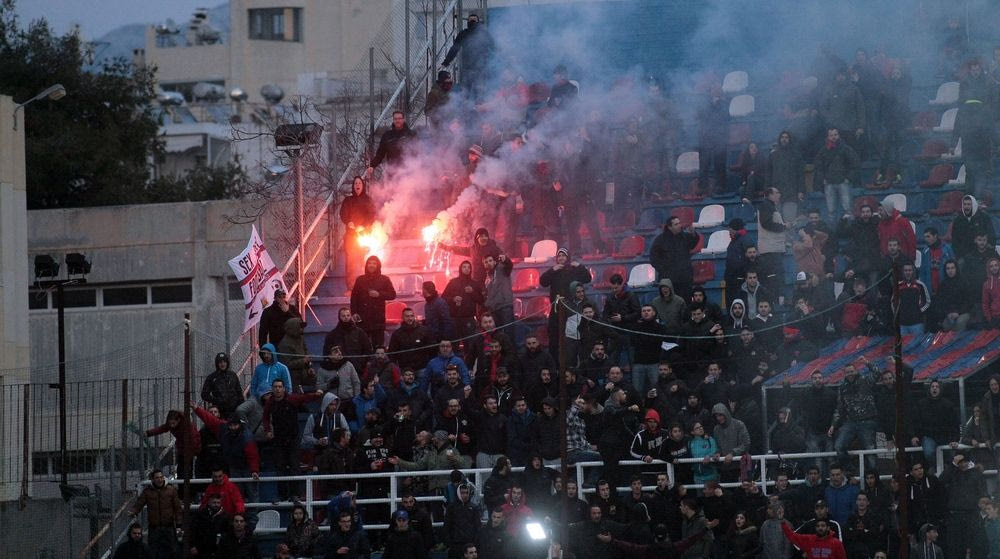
[228,281,245,301]
[249,8,302,41]
[151,284,193,304]
[103,287,148,307]
[28,290,48,310]
[54,288,97,308]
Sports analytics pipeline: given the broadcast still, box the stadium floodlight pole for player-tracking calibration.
[556,295,569,551]
[182,313,193,559]
[891,262,909,559]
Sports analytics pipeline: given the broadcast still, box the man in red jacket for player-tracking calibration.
[201,467,246,517]
[781,516,847,559]
[877,198,916,260]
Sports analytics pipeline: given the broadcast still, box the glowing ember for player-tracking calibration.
[356,222,388,261]
[421,220,442,244]
[422,219,448,272]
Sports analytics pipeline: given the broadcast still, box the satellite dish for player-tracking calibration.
[265,164,290,180]
[193,82,225,102]
[156,91,185,106]
[229,87,248,102]
[260,84,284,104]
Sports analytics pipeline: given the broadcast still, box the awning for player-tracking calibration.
[162,134,204,153]
[764,331,1000,386]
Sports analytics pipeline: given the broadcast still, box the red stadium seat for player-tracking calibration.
[920,164,954,189]
[385,301,406,325]
[929,190,964,216]
[693,261,715,284]
[914,139,950,160]
[614,235,645,259]
[594,265,628,289]
[512,268,540,292]
[670,206,695,228]
[524,296,552,319]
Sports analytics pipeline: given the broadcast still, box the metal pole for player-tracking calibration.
[431,0,437,60]
[121,379,128,494]
[294,155,306,317]
[556,296,569,550]
[222,275,231,351]
[20,384,29,509]
[958,377,968,426]
[58,281,68,487]
[891,262,910,559]
[182,313,193,559]
[760,385,770,452]
[369,47,375,152]
[405,0,411,114]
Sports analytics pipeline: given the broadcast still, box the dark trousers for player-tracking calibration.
[363,327,385,349]
[272,441,300,500]
[148,526,177,559]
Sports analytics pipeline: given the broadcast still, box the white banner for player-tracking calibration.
[228,225,287,333]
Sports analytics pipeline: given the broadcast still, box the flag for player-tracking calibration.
[228,225,286,333]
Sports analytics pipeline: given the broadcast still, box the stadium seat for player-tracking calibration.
[533,325,548,345]
[513,298,523,318]
[920,164,954,188]
[729,94,755,118]
[524,240,557,263]
[524,296,551,319]
[256,510,281,533]
[637,208,667,231]
[693,260,715,284]
[512,268,540,292]
[676,152,700,175]
[610,210,637,232]
[671,206,695,228]
[411,301,425,320]
[694,204,725,228]
[614,235,645,258]
[732,202,757,223]
[883,193,907,213]
[722,70,749,94]
[929,81,960,105]
[594,265,627,289]
[942,137,962,160]
[914,139,950,160]
[701,230,732,254]
[910,220,916,235]
[691,234,705,254]
[914,250,922,269]
[909,110,938,133]
[385,301,406,325]
[948,165,966,187]
[399,274,424,296]
[627,263,656,288]
[929,190,964,216]
[932,108,958,133]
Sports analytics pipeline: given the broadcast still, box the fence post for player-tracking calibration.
[575,463,584,491]
[389,474,399,517]
[20,384,30,509]
[404,0,411,114]
[759,457,768,495]
[120,379,128,494]
[761,385,770,451]
[305,475,314,519]
[958,377,967,426]
[857,451,865,480]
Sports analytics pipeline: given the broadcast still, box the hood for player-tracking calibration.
[284,317,305,338]
[964,194,979,218]
[259,343,277,361]
[214,352,230,370]
[569,281,582,294]
[880,198,899,217]
[321,392,339,413]
[365,255,383,275]
[658,278,674,297]
[918,523,937,542]
[729,298,746,318]
[711,403,732,422]
[459,260,473,278]
[474,228,489,242]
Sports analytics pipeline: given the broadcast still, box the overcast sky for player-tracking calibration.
[15,1,220,39]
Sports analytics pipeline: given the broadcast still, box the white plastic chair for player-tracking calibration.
[256,510,281,533]
[883,193,907,213]
[676,151,700,175]
[722,70,749,94]
[694,204,725,228]
[729,94,755,118]
[948,164,966,186]
[929,82,959,105]
[627,264,656,288]
[943,137,962,160]
[914,250,922,269]
[701,230,732,254]
[933,108,958,133]
[524,239,558,263]
[910,220,916,235]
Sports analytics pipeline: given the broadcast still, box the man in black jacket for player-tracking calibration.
[602,273,641,367]
[366,111,416,179]
[650,216,701,300]
[911,380,959,464]
[441,229,501,283]
[445,484,482,559]
[814,127,860,219]
[540,247,592,359]
[797,370,838,474]
[442,260,485,346]
[441,13,495,101]
[837,204,881,288]
[190,494,230,559]
[258,289,300,347]
[388,308,436,373]
[323,308,373,373]
[350,256,397,346]
[201,353,243,418]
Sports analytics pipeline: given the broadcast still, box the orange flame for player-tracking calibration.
[421,219,442,245]
[357,222,388,261]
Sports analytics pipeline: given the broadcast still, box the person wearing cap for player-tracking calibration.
[439,228,501,283]
[192,402,261,487]
[540,247,592,357]
[650,216,701,300]
[258,288,301,347]
[724,219,756,292]
[441,12,495,101]
[389,429,470,492]
[425,70,454,126]
[382,509,427,559]
[200,352,244,418]
[910,523,943,559]
[796,499,843,540]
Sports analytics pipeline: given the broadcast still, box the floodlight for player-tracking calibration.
[34,255,60,278]
[65,253,91,276]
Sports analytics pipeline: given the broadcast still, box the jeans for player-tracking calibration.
[804,430,834,474]
[921,436,941,465]
[632,363,660,397]
[824,181,852,217]
[900,323,925,336]
[476,452,505,470]
[147,526,177,559]
[493,305,516,344]
[834,419,877,473]
[941,313,971,332]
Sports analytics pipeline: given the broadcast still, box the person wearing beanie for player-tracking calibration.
[439,228,501,283]
[540,247,592,358]
[725,218,756,291]
[383,509,426,559]
[630,409,666,464]
[201,352,244,418]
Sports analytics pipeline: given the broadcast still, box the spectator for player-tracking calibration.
[340,176,376,287]
[570,504,626,559]
[651,279,688,334]
[192,404,260,501]
[425,70,453,126]
[422,281,455,342]
[831,360,879,473]
[792,228,829,280]
[934,260,974,331]
[145,410,200,479]
[911,380,959,463]
[734,142,767,201]
[387,368,433,432]
[794,371,837,473]
[113,523,152,559]
[768,407,805,455]
[697,89,730,194]
[984,501,1000,559]
[953,195,996,261]
[314,427,352,496]
[981,375,1000,440]
[548,64,578,109]
[711,403,751,482]
[610,522,708,559]
[439,228,501,284]
[797,499,843,540]
[650,216,701,299]
[217,514,260,559]
[482,253,515,337]
[819,67,866,155]
[325,511,371,559]
[130,469,181,559]
[602,273,641,366]
[258,288,300,347]
[814,127,860,219]
[761,504,793,559]
[631,305,668,395]
[725,510,761,558]
[284,504,321,558]
[276,317,312,390]
[920,228,956,294]
[388,308,435,374]
[441,13,495,101]
[469,396,507,469]
[766,131,806,222]
[725,220,757,290]
[910,523,943,559]
[736,271,772,321]
[757,188,787,296]
[398,492,435,551]
[426,341,471,396]
[202,467,246,518]
[781,517,846,559]
[443,260,485,345]
[350,379,387,433]
[907,462,945,534]
[365,345,401,390]
[540,247,592,356]
[366,110,417,179]
[262,379,323,502]
[896,263,930,336]
[190,493,229,559]
[941,452,988,559]
[824,465,859,527]
[680,497,715,559]
[445,484,481,559]
[200,352,243,418]
[877,199,916,261]
[323,308,373,374]
[382,510,427,559]
[477,509,510,559]
[837,204,881,288]
[962,234,998,304]
[350,255,397,347]
[319,346,362,400]
[391,430,471,493]
[984,258,1000,328]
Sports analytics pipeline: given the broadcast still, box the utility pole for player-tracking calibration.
[891,263,909,559]
[556,296,569,553]
[181,313,193,559]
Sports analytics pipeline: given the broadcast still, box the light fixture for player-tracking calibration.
[65,253,91,276]
[13,84,67,130]
[274,123,323,152]
[526,522,547,541]
[34,254,60,279]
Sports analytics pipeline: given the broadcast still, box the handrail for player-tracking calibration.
[281,0,462,301]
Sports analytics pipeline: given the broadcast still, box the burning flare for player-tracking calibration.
[421,218,450,274]
[356,222,388,261]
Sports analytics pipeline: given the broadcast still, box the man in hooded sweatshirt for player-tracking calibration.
[651,279,687,334]
[540,247,592,358]
[954,195,997,260]
[249,344,292,400]
[350,255,397,347]
[277,317,313,390]
[442,260,484,345]
[910,523,943,559]
[711,402,751,482]
[877,198,916,261]
[630,409,666,465]
[201,353,243,418]
[983,258,1000,328]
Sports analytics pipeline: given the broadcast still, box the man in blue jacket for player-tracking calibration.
[249,344,292,400]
